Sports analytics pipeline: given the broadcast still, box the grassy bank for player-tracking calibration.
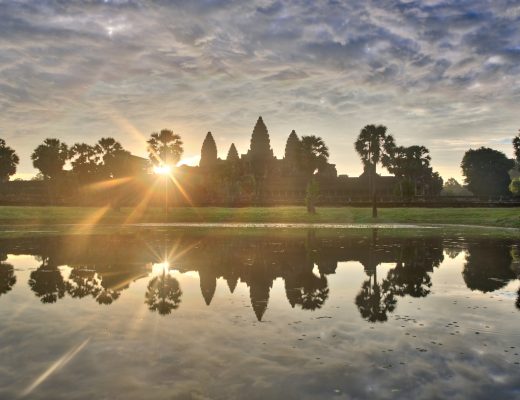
[0,206,518,229]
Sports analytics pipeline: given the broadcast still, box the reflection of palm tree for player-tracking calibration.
[0,262,16,296]
[145,272,182,315]
[516,288,520,311]
[285,271,330,311]
[28,259,66,303]
[355,274,396,323]
[66,267,102,299]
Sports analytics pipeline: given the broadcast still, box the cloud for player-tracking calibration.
[0,0,519,180]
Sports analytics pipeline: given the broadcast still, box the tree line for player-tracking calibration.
[0,126,519,205]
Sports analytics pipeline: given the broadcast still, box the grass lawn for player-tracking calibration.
[0,206,518,229]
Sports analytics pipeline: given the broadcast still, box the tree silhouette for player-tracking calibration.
[66,267,102,299]
[513,130,520,168]
[288,271,329,311]
[69,143,100,183]
[31,138,69,179]
[355,275,396,323]
[28,259,67,303]
[463,241,515,292]
[442,177,473,196]
[147,129,183,166]
[461,147,514,198]
[0,139,19,182]
[354,125,394,217]
[386,240,443,298]
[384,145,434,198]
[145,272,182,315]
[0,262,16,296]
[95,137,132,179]
[300,135,329,213]
[200,132,218,169]
[300,135,329,177]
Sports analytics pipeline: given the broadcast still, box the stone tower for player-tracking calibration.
[199,132,218,168]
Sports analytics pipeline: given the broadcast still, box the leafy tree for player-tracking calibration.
[355,124,395,217]
[509,177,520,196]
[513,130,520,167]
[31,138,69,179]
[147,129,183,166]
[28,259,67,303]
[0,139,19,182]
[442,178,473,196]
[0,262,16,296]
[300,135,329,213]
[145,272,182,315]
[200,132,218,169]
[461,147,514,198]
[463,241,515,293]
[95,137,132,179]
[69,143,99,183]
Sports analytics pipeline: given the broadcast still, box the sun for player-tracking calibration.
[153,165,172,175]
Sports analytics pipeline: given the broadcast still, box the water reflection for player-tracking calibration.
[0,230,518,321]
[0,257,16,296]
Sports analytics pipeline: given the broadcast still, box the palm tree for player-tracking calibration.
[147,129,183,167]
[354,125,394,217]
[300,135,330,213]
[513,130,520,168]
[0,139,19,183]
[31,138,69,180]
[95,137,130,179]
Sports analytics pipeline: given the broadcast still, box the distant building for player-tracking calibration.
[194,116,397,204]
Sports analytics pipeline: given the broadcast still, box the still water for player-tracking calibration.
[0,227,519,399]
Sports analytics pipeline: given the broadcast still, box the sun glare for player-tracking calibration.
[152,261,170,275]
[153,165,172,175]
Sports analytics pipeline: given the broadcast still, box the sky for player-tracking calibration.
[1,0,519,181]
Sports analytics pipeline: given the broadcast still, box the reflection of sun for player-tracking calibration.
[152,261,170,275]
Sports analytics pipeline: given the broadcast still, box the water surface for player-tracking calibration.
[0,228,519,399]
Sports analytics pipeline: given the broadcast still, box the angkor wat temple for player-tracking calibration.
[174,116,397,205]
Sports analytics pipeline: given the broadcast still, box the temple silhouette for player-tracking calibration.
[182,116,397,205]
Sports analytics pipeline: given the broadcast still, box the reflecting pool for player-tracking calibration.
[0,227,519,399]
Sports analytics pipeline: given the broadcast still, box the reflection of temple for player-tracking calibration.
[0,231,519,321]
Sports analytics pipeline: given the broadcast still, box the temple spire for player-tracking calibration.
[249,116,273,160]
[200,132,217,168]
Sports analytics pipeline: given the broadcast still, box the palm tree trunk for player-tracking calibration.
[372,167,378,218]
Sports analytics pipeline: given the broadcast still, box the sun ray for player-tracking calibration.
[69,205,112,234]
[20,338,90,398]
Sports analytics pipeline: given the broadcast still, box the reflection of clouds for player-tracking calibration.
[1,1,519,179]
[1,256,520,398]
